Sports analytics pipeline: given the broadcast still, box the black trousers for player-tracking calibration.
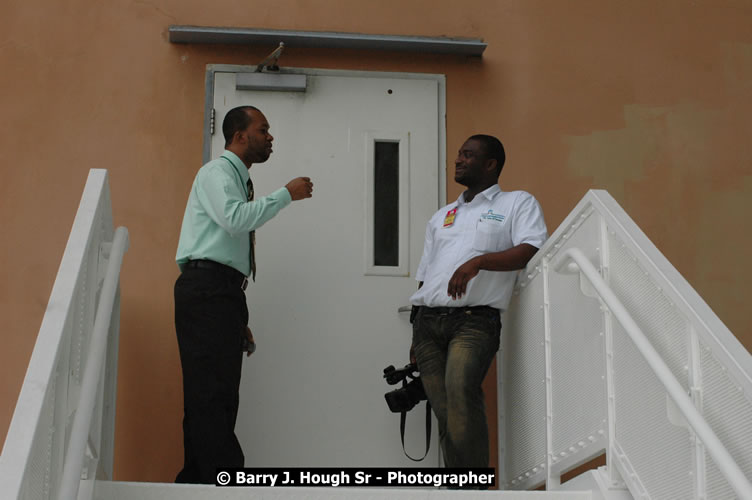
[174,266,247,484]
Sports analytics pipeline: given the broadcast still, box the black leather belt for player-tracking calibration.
[184,259,248,291]
[420,305,499,316]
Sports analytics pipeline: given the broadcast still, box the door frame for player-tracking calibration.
[202,64,454,467]
[203,64,447,207]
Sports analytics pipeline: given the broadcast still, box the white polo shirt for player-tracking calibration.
[410,184,547,311]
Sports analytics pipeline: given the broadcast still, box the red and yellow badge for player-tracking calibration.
[443,208,458,227]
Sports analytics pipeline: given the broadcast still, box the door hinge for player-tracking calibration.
[210,108,216,136]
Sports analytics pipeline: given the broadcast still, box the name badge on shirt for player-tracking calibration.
[443,208,458,227]
[481,209,505,223]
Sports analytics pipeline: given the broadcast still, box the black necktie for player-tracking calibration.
[247,178,256,281]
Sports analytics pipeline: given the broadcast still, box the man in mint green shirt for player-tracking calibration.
[174,106,312,484]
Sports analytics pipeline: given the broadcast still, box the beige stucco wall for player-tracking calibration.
[2,0,751,483]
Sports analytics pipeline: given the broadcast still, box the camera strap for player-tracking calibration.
[400,400,431,461]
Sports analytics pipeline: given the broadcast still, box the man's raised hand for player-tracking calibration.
[286,177,313,201]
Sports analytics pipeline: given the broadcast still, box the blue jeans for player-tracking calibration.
[412,306,501,469]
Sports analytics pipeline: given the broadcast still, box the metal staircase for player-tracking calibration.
[1,172,750,499]
[500,191,752,499]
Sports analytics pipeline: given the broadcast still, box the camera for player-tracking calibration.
[383,363,427,413]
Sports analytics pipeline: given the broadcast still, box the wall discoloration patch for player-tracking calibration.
[561,43,752,343]
[564,105,670,202]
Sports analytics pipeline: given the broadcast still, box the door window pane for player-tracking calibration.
[374,141,399,266]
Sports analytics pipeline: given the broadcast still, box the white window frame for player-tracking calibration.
[364,131,410,276]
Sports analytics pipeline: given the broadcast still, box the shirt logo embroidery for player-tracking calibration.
[481,209,505,223]
[443,208,457,227]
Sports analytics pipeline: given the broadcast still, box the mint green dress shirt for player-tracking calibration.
[176,151,292,276]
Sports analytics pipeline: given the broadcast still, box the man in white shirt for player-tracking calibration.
[410,134,547,471]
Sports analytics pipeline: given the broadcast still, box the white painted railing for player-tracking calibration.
[554,248,752,499]
[501,190,752,499]
[0,170,128,500]
[59,226,129,500]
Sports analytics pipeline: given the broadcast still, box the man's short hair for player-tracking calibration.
[469,134,505,176]
[223,106,259,148]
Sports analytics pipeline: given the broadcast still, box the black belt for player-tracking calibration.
[183,259,249,291]
[419,305,499,316]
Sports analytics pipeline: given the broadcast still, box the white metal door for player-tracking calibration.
[211,70,443,467]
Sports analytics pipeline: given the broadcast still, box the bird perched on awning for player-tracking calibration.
[256,42,285,72]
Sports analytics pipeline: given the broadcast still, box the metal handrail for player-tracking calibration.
[553,247,752,500]
[58,226,129,500]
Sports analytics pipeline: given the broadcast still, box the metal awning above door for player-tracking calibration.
[168,25,486,56]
